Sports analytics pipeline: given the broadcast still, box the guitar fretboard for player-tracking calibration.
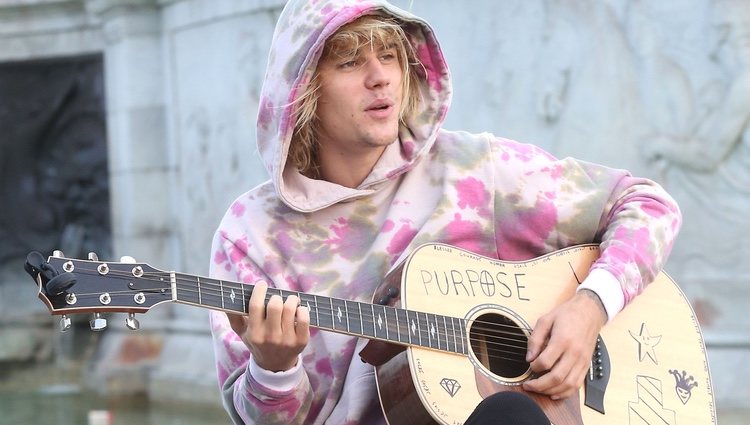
[172,273,468,355]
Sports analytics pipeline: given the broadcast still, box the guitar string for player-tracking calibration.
[57,267,533,354]
[65,267,535,334]
[60,291,531,361]
[52,267,533,359]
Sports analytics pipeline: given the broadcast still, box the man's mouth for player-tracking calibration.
[366,100,394,111]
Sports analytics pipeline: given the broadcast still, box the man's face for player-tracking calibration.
[315,41,404,159]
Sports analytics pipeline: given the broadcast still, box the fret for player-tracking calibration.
[241,283,247,313]
[345,300,363,335]
[197,277,202,305]
[425,312,437,350]
[384,306,398,343]
[316,295,334,329]
[432,313,442,351]
[447,316,456,353]
[222,280,244,312]
[330,298,348,332]
[299,293,318,327]
[395,308,410,344]
[457,318,467,354]
[360,303,375,338]
[219,280,225,309]
[443,316,454,353]
[372,304,380,338]
[417,311,430,348]
[172,273,194,305]
[406,310,419,345]
[372,304,387,340]
[190,275,223,310]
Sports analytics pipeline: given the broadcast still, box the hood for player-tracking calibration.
[256,0,452,212]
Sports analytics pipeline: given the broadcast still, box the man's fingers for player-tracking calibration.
[295,304,311,342]
[248,281,269,324]
[226,313,247,335]
[526,315,553,362]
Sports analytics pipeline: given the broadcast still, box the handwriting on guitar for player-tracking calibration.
[419,269,531,301]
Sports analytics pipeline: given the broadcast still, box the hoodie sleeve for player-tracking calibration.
[208,231,314,425]
[489,137,682,316]
[585,163,682,307]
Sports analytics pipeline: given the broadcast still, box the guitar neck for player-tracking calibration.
[172,272,469,355]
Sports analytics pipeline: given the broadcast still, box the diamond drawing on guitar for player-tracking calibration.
[439,378,461,397]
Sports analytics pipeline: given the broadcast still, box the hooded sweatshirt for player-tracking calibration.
[208,1,682,424]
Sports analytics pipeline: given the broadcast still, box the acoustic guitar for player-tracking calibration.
[25,243,716,424]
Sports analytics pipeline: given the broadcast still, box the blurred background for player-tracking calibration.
[0,0,747,423]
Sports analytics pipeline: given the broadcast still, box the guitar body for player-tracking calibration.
[372,244,716,425]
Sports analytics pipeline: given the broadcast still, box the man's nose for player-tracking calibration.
[365,58,390,89]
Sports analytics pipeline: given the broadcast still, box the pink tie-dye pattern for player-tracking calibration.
[611,227,654,263]
[229,237,251,263]
[456,177,491,217]
[402,141,416,158]
[496,198,558,260]
[543,164,564,180]
[326,217,372,259]
[641,201,668,218]
[214,250,228,265]
[416,44,444,92]
[231,201,247,217]
[445,213,484,254]
[386,222,417,255]
[381,219,395,233]
[315,357,333,376]
[258,97,274,130]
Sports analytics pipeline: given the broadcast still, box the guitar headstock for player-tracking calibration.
[25,250,173,331]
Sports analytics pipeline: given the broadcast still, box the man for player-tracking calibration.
[209,1,681,424]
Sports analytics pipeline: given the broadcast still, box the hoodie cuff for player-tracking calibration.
[576,268,625,323]
[248,356,303,392]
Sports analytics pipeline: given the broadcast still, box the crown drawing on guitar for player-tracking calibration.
[669,369,698,405]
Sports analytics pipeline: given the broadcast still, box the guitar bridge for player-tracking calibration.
[584,335,611,414]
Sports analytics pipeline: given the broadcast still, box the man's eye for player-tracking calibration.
[339,60,357,69]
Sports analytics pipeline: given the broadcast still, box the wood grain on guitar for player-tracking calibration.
[25,244,717,424]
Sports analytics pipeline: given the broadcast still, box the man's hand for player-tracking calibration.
[522,289,607,400]
[226,281,310,372]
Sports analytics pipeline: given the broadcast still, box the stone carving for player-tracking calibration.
[641,0,750,277]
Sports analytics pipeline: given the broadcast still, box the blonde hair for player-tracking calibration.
[288,15,423,178]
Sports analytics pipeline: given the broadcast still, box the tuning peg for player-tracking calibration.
[90,313,107,331]
[119,255,136,264]
[125,313,140,331]
[88,252,99,261]
[60,315,72,332]
[53,250,65,258]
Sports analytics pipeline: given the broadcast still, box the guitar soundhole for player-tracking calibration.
[469,313,530,380]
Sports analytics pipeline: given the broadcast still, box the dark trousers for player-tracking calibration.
[464,392,550,425]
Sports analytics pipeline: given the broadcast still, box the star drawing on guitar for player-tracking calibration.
[629,322,661,364]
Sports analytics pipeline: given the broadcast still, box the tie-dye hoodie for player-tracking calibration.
[208,0,681,424]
